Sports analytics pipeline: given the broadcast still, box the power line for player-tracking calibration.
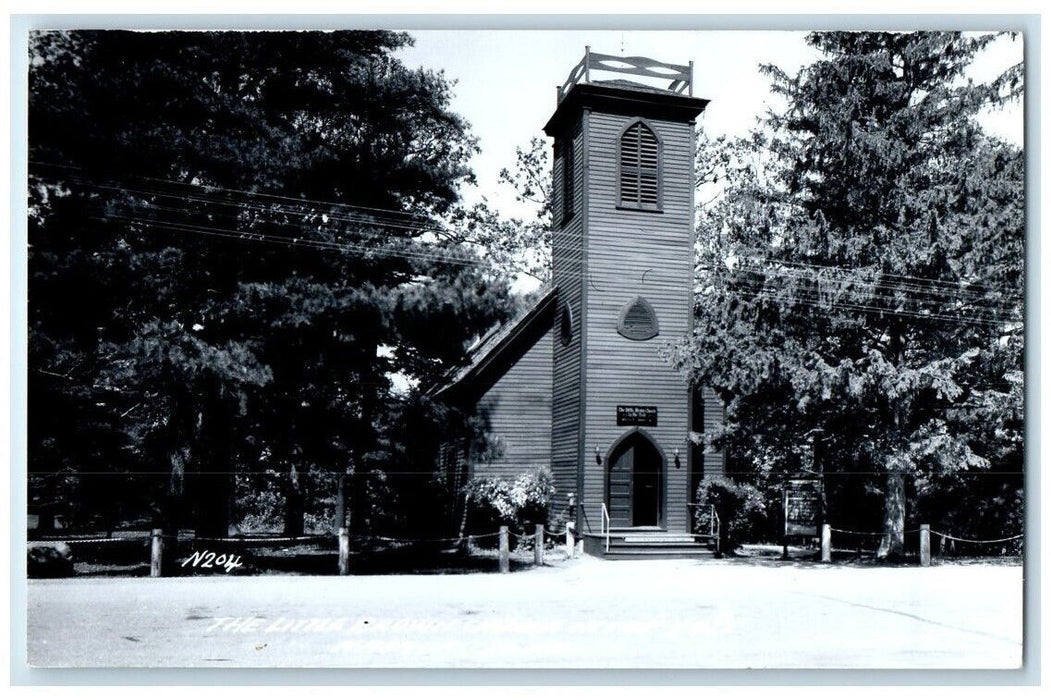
[731,281,1017,327]
[732,278,1017,326]
[30,160,440,225]
[31,166,1023,326]
[731,263,1021,315]
[736,253,1014,295]
[100,209,1021,327]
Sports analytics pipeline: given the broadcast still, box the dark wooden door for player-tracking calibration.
[632,437,661,526]
[608,440,633,527]
[607,433,663,527]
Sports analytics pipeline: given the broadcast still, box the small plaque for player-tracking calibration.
[617,405,657,426]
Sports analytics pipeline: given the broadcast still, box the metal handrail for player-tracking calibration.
[687,502,722,552]
[601,503,611,554]
[710,505,721,554]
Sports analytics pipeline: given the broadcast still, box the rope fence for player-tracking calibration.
[821,523,1023,565]
[29,522,584,577]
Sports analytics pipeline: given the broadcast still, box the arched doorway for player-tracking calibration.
[607,431,664,527]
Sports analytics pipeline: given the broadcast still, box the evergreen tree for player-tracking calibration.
[28,30,512,537]
[676,32,1023,558]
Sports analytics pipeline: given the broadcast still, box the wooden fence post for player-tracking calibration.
[338,527,350,576]
[534,524,544,566]
[566,523,575,559]
[498,526,510,573]
[150,529,163,578]
[920,523,931,567]
[820,523,831,563]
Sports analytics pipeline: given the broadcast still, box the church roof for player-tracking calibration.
[431,284,557,401]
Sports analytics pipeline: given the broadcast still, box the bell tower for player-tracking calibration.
[544,48,718,534]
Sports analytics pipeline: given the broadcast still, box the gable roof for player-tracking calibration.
[432,284,557,402]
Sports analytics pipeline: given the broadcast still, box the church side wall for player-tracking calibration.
[472,326,554,482]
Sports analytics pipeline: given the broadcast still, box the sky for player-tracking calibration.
[396,30,1024,218]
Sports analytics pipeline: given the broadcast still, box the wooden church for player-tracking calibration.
[436,49,725,556]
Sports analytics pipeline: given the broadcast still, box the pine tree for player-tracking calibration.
[28,31,513,537]
[677,32,1024,559]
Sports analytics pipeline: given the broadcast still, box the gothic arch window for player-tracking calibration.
[618,120,661,211]
[617,296,659,341]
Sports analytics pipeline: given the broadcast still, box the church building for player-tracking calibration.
[436,49,725,555]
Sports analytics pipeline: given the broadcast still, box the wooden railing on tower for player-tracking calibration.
[557,46,694,104]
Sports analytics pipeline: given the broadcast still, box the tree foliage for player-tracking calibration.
[447,136,553,285]
[28,30,514,537]
[676,32,1024,558]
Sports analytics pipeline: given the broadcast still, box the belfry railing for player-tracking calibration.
[557,46,694,104]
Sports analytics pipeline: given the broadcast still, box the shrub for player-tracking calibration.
[695,476,768,554]
[463,465,555,534]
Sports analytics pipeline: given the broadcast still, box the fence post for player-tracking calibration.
[534,524,544,566]
[498,526,510,573]
[150,529,163,578]
[338,527,350,576]
[820,523,831,563]
[566,523,575,559]
[919,523,931,567]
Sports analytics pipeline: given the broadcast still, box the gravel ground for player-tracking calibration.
[25,555,1023,669]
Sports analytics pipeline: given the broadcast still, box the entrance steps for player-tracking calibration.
[582,528,717,559]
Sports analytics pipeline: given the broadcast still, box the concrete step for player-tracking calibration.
[602,548,718,560]
[621,534,697,544]
[582,530,717,558]
[584,532,715,544]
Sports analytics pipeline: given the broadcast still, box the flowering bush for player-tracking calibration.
[463,465,555,533]
[695,476,768,554]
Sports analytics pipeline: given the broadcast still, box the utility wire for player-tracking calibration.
[34,163,1021,298]
[33,168,1023,325]
[731,264,1021,316]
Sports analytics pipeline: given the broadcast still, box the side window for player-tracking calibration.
[559,302,574,346]
[619,120,660,211]
[562,138,575,224]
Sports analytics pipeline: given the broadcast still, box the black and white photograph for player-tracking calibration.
[15,15,1030,676]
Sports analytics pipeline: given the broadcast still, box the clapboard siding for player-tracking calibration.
[549,115,587,527]
[472,326,554,480]
[580,112,695,533]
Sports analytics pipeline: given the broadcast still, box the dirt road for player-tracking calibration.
[25,556,1023,669]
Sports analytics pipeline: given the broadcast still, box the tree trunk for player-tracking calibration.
[193,385,234,538]
[335,470,347,532]
[347,336,379,538]
[878,324,908,562]
[159,448,187,571]
[877,470,906,561]
[194,471,233,538]
[283,463,304,537]
[348,466,367,538]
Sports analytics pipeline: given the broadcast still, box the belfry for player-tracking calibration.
[437,49,725,555]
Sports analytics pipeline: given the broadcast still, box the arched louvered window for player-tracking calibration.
[619,120,661,210]
[617,296,659,341]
